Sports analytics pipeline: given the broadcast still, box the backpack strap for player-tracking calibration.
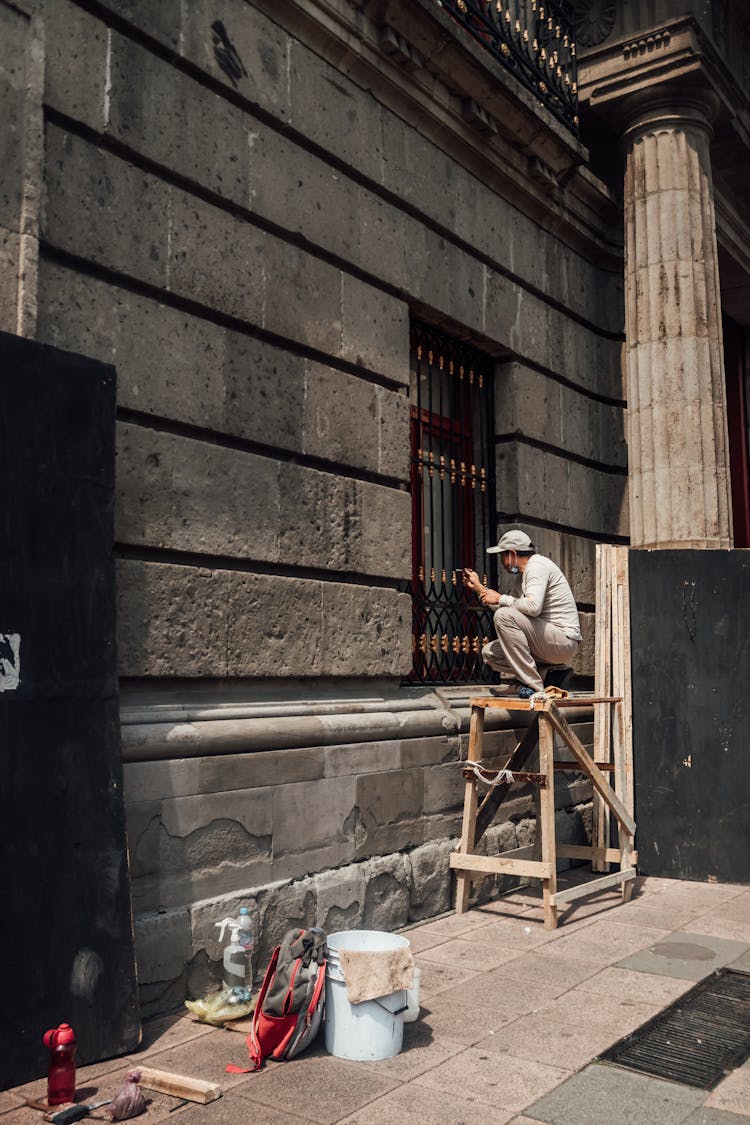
[225,944,280,1074]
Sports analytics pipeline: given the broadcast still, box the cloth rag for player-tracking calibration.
[339,947,414,1004]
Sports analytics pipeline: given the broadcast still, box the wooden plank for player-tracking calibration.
[137,1068,221,1104]
[558,844,639,864]
[549,867,636,907]
[616,545,635,821]
[455,771,479,914]
[546,703,636,836]
[474,716,540,843]
[554,761,615,772]
[469,696,619,709]
[538,715,558,929]
[450,852,552,878]
[593,544,614,872]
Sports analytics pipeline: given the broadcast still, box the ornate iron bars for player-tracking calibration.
[437,0,578,133]
[404,324,497,683]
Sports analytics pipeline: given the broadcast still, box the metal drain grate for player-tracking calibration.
[598,968,750,1090]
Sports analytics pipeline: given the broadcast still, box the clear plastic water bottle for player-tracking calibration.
[238,906,254,988]
[43,1023,76,1105]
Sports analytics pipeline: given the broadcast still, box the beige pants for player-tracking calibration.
[481,606,579,692]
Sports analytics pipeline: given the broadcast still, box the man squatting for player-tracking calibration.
[462,529,581,698]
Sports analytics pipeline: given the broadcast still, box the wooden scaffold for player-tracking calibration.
[450,545,636,929]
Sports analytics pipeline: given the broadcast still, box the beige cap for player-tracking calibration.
[486,530,534,554]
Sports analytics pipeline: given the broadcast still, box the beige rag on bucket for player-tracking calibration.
[339,947,414,1004]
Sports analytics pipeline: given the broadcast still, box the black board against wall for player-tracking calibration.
[630,549,750,884]
[0,332,140,1088]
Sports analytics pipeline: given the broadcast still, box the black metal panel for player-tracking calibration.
[629,549,750,883]
[0,331,140,1088]
[598,969,750,1089]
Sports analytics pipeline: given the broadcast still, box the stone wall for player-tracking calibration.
[0,0,626,1012]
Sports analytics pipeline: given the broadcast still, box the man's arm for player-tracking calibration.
[498,566,549,616]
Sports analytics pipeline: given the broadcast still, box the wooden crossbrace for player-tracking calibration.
[452,690,637,928]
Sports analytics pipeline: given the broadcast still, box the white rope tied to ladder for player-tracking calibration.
[465,761,516,787]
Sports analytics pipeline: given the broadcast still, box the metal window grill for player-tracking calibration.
[437,0,579,133]
[403,323,497,684]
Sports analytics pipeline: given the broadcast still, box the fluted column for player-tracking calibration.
[623,97,733,548]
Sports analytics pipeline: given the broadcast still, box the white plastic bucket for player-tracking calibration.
[403,964,422,1023]
[324,930,410,1061]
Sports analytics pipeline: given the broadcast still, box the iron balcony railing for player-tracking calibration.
[438,0,578,133]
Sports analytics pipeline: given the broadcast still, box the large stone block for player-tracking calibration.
[423,762,464,816]
[341,275,409,384]
[248,126,358,260]
[117,559,229,677]
[320,583,411,678]
[134,907,191,985]
[406,839,454,921]
[162,787,272,839]
[302,361,383,474]
[359,482,411,580]
[226,572,324,678]
[116,423,281,560]
[0,229,19,333]
[278,463,360,572]
[355,767,424,856]
[362,854,411,931]
[125,799,162,883]
[181,0,290,121]
[377,387,411,481]
[272,776,356,854]
[42,0,107,131]
[324,740,401,778]
[495,362,563,446]
[399,734,461,769]
[315,866,367,933]
[168,189,265,323]
[288,40,383,182]
[264,235,343,355]
[107,34,249,205]
[355,187,410,293]
[123,758,201,804]
[92,0,181,49]
[36,262,115,365]
[256,877,317,969]
[199,747,324,794]
[0,4,29,229]
[43,126,169,285]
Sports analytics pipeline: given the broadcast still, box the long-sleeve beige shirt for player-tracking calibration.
[498,554,581,641]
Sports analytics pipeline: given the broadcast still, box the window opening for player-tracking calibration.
[404,322,497,683]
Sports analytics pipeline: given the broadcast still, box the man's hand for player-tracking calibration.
[462,568,482,594]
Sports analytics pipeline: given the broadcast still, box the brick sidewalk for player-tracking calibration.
[4,874,749,1124]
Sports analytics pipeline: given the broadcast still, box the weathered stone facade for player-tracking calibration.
[2,0,748,1014]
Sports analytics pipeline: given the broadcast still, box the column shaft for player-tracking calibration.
[623,102,733,549]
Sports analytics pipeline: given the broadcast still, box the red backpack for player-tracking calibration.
[226,927,327,1073]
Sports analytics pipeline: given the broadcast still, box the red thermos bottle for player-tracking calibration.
[43,1023,77,1105]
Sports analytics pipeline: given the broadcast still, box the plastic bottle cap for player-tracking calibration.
[239,907,249,914]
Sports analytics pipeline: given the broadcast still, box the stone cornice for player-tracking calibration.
[578,15,750,128]
[247,0,623,265]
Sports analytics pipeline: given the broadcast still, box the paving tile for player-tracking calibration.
[683,1109,750,1124]
[460,915,562,951]
[361,1018,465,1082]
[474,1009,622,1071]
[474,898,536,919]
[417,936,524,973]
[728,948,750,973]
[337,1080,515,1124]
[656,883,747,910]
[232,1047,398,1124]
[413,1046,570,1113]
[437,966,561,1018]
[682,914,750,943]
[500,948,601,994]
[132,1014,215,1059]
[418,996,519,1045]
[400,927,452,954]
[525,1062,705,1124]
[611,901,703,932]
[574,965,695,1006]
[547,919,670,964]
[0,1092,25,1113]
[414,912,498,938]
[533,987,659,1036]
[177,1089,310,1124]
[138,1033,258,1091]
[709,892,750,922]
[704,1056,750,1117]
[616,931,750,981]
[416,956,480,1000]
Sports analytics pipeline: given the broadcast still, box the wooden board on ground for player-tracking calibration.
[137,1067,221,1104]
